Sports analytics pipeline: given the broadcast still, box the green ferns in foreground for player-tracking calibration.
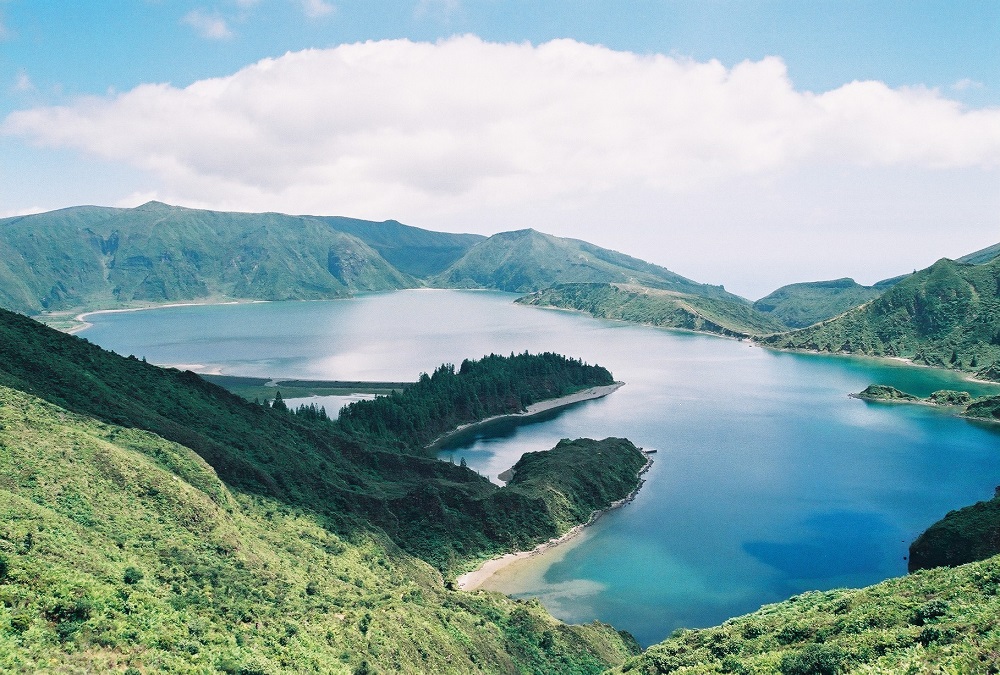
[611,554,1000,674]
[0,385,638,673]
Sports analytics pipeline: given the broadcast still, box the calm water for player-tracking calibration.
[81,290,1000,646]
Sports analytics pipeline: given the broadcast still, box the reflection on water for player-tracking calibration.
[81,290,1000,647]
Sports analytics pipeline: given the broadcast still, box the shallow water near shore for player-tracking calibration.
[80,290,1000,647]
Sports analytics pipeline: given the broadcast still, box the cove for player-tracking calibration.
[79,290,1000,647]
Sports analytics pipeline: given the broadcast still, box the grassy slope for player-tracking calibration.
[760,257,1000,377]
[0,385,639,674]
[610,554,1000,674]
[432,230,735,300]
[752,278,886,329]
[516,283,787,338]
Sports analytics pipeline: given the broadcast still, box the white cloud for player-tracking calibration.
[952,78,985,91]
[3,37,999,296]
[299,0,334,19]
[13,71,34,92]
[182,9,232,39]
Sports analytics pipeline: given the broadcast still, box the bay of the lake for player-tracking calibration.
[80,290,1000,647]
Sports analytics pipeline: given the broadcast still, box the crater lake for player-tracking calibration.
[79,289,1000,647]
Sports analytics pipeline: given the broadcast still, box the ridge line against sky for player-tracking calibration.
[1,1,998,299]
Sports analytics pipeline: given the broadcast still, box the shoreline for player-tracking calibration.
[427,382,625,451]
[455,450,654,591]
[64,299,270,334]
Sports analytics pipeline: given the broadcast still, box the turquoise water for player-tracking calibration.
[81,290,1000,647]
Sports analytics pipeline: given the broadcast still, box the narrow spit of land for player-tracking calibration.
[426,381,624,451]
[457,447,654,591]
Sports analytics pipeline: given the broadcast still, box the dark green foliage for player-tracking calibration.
[762,257,1000,374]
[517,282,787,338]
[779,643,847,675]
[336,352,613,454]
[852,384,920,402]
[123,566,144,585]
[753,277,888,329]
[910,493,1000,571]
[0,307,639,576]
[964,395,1000,420]
[928,389,972,405]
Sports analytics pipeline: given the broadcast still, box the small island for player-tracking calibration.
[852,384,1000,421]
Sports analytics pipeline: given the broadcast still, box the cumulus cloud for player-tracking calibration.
[182,9,232,39]
[4,36,999,291]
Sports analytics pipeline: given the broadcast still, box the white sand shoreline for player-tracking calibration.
[427,382,624,451]
[59,300,270,334]
[455,450,654,591]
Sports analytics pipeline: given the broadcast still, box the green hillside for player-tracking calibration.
[0,307,643,575]
[0,202,490,314]
[958,241,1000,265]
[516,283,787,338]
[909,492,1000,573]
[760,257,1000,377]
[315,216,484,278]
[611,553,1000,674]
[432,229,735,299]
[752,278,892,329]
[0,384,640,673]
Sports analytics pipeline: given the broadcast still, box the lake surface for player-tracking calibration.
[81,290,1000,647]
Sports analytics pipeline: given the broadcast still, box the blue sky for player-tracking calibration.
[2,1,999,297]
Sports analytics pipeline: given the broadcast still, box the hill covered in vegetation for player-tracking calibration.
[611,553,1000,674]
[0,204,761,327]
[0,307,644,574]
[516,283,787,338]
[431,229,734,299]
[760,256,1000,378]
[752,278,899,329]
[0,383,641,673]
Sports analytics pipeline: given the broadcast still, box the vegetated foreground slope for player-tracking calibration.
[0,384,640,674]
[760,256,1000,379]
[0,202,484,314]
[611,553,1000,674]
[516,283,787,338]
[0,307,641,574]
[752,278,898,329]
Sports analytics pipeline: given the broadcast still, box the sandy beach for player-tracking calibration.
[455,449,654,591]
[427,382,624,451]
[65,300,268,334]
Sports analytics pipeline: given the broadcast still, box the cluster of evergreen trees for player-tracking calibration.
[336,351,614,454]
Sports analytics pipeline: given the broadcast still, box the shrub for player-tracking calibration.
[779,643,847,675]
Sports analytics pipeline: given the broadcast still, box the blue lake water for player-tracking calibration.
[80,290,1000,647]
